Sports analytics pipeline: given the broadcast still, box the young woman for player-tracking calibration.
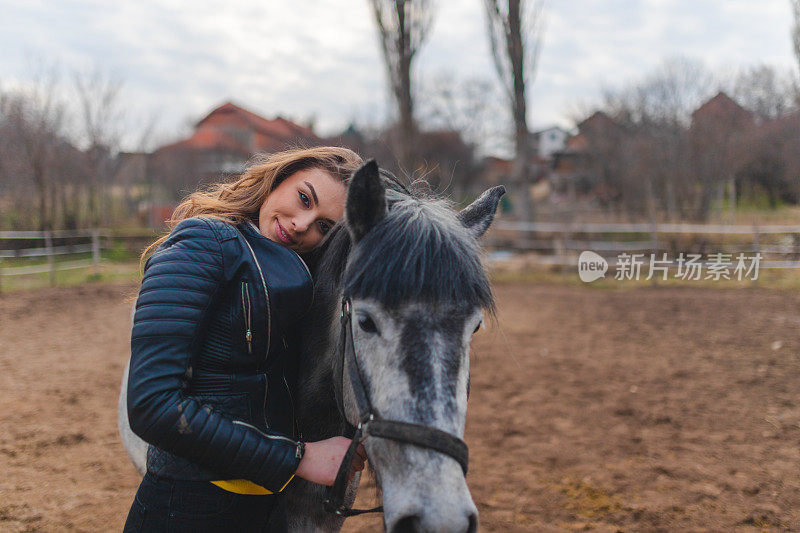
[124,147,367,532]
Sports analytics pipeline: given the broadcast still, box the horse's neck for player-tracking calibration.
[295,229,352,441]
[296,296,346,442]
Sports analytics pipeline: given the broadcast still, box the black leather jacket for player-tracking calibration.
[127,216,312,492]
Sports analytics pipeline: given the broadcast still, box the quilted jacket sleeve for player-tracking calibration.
[127,217,302,492]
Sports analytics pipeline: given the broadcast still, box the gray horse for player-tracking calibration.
[119,161,504,532]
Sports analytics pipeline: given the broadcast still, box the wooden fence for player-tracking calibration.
[0,229,156,291]
[3,222,800,291]
[486,221,800,270]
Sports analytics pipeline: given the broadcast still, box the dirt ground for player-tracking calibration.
[1,281,798,532]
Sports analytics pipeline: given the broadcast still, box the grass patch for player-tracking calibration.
[558,477,622,519]
[0,259,140,293]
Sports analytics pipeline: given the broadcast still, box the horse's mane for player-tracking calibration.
[313,177,494,313]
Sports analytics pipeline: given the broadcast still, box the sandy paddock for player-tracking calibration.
[0,281,798,531]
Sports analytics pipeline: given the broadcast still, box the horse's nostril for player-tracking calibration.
[466,512,478,533]
[390,513,422,533]
[389,510,477,533]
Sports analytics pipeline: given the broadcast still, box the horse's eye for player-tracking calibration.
[472,321,482,334]
[358,315,378,334]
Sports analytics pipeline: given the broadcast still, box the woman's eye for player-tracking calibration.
[318,221,331,234]
[299,191,310,207]
[472,321,482,334]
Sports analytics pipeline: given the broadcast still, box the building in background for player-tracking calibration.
[548,92,800,219]
[151,101,320,177]
[532,126,569,160]
[132,102,320,226]
[474,125,567,214]
[550,111,622,202]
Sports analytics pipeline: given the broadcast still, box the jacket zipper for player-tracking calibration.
[237,232,271,357]
[235,226,273,430]
[239,222,309,441]
[241,281,252,354]
[232,419,298,446]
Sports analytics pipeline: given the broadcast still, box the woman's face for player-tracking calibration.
[258,167,346,254]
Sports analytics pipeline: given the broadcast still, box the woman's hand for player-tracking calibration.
[295,437,366,486]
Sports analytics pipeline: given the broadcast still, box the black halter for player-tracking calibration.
[323,298,470,518]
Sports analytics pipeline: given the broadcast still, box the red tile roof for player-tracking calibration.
[157,101,319,155]
[196,102,316,139]
[691,92,753,125]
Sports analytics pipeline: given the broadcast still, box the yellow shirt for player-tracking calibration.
[211,474,294,495]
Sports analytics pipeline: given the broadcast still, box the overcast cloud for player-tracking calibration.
[1,0,796,151]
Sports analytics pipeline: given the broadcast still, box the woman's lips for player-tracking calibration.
[275,220,295,245]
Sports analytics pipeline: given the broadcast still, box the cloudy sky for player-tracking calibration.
[2,0,796,151]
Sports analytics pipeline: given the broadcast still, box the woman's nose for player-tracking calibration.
[292,213,315,232]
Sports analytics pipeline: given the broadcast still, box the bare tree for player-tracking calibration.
[369,0,436,171]
[738,115,800,209]
[729,64,796,121]
[0,63,149,230]
[73,66,123,225]
[417,72,505,199]
[690,92,755,221]
[1,66,67,230]
[418,72,505,151]
[593,57,716,220]
[483,0,546,221]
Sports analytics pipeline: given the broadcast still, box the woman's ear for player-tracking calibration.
[346,160,387,243]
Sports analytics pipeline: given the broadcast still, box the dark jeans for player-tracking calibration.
[123,472,287,532]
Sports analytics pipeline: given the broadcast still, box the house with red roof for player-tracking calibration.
[690,92,754,129]
[152,102,320,178]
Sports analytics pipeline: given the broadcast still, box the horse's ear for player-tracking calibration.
[457,185,506,238]
[346,159,387,243]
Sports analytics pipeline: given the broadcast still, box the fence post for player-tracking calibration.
[562,220,573,274]
[650,220,659,286]
[45,231,56,286]
[753,224,760,287]
[793,233,800,265]
[92,229,101,277]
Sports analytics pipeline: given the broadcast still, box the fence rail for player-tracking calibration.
[493,221,800,235]
[6,259,97,276]
[487,220,800,270]
[0,229,155,290]
[0,229,110,239]
[0,243,95,259]
[4,222,800,290]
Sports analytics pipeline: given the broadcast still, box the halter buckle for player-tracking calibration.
[357,413,374,439]
[341,298,351,319]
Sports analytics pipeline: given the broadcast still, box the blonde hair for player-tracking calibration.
[141,146,363,269]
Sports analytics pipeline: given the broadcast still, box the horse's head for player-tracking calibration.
[338,160,504,533]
